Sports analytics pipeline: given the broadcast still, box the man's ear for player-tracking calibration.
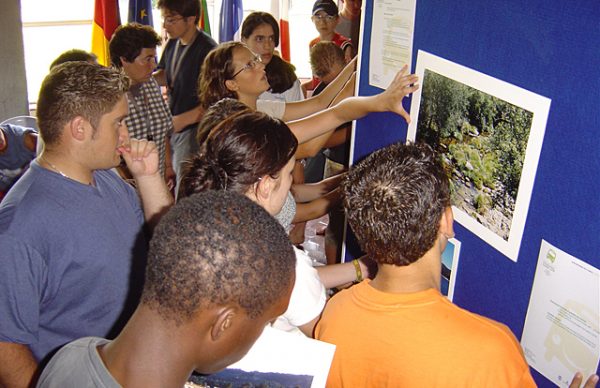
[119,56,129,68]
[210,306,237,341]
[439,206,455,239]
[224,79,239,92]
[69,116,88,142]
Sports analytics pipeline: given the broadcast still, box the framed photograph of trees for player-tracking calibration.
[407,50,551,262]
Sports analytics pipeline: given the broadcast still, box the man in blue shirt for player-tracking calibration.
[0,61,173,387]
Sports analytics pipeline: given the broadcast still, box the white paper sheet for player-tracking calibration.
[193,326,335,388]
[521,240,600,386]
[369,0,416,88]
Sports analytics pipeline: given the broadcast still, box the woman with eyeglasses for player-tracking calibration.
[198,41,418,156]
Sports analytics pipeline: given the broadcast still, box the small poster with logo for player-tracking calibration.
[521,240,599,386]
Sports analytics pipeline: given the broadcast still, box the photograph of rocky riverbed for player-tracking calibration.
[415,69,534,241]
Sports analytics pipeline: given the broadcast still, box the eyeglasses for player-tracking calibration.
[163,15,184,25]
[230,54,263,79]
[312,14,337,22]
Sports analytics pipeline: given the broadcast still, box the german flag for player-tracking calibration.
[91,0,121,66]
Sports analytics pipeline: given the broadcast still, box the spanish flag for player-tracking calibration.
[91,0,121,66]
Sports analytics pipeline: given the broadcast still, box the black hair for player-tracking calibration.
[180,111,298,198]
[142,191,296,323]
[157,0,200,24]
[265,56,298,94]
[109,23,161,68]
[241,12,298,94]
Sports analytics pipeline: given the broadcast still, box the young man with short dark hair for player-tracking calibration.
[154,0,217,193]
[37,191,295,387]
[0,62,173,387]
[316,142,537,387]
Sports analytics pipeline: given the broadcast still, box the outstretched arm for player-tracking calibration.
[295,74,356,159]
[291,173,344,203]
[293,188,342,224]
[120,139,174,229]
[282,57,357,121]
[288,64,419,145]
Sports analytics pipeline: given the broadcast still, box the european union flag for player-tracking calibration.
[128,0,153,26]
[219,0,243,43]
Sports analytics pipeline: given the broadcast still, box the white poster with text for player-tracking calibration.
[521,240,599,386]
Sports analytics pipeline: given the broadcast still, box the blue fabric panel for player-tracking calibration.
[349,1,600,385]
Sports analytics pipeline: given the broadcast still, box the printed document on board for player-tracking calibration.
[369,0,416,89]
[521,240,599,386]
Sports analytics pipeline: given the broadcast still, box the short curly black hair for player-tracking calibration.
[141,191,295,324]
[109,23,161,68]
[342,142,450,266]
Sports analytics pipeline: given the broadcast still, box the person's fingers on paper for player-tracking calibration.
[569,372,599,388]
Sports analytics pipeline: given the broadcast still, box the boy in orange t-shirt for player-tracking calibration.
[315,142,536,387]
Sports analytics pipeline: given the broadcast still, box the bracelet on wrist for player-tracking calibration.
[352,259,363,282]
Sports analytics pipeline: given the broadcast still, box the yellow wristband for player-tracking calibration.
[352,259,363,282]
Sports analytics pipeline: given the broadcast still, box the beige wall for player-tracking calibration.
[0,0,29,119]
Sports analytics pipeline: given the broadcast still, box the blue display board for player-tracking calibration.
[348,1,600,386]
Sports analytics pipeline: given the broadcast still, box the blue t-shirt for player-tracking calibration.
[0,162,146,362]
[0,124,36,194]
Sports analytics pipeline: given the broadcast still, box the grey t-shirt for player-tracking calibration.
[37,337,120,388]
[274,192,296,232]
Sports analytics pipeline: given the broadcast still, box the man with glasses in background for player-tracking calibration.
[154,0,216,195]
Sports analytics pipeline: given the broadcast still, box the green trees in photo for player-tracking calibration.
[417,69,533,215]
